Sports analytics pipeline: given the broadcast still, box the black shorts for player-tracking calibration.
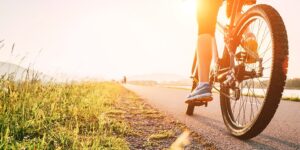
[197,0,223,36]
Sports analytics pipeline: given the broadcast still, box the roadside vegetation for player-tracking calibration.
[0,77,131,149]
[0,73,214,149]
[285,78,300,89]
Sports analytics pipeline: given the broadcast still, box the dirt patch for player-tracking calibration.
[111,88,217,150]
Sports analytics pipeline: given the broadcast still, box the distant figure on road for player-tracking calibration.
[122,76,127,84]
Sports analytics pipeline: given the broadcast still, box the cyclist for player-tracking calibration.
[123,76,127,84]
[186,0,258,103]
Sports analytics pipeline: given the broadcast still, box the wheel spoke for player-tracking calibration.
[258,26,270,51]
[263,57,272,64]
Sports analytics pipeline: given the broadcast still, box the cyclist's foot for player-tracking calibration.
[241,32,258,63]
[185,82,213,104]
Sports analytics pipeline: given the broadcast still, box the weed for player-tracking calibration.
[148,130,174,140]
[0,78,130,149]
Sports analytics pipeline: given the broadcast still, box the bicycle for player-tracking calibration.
[186,0,288,139]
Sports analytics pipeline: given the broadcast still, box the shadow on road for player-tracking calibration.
[247,134,300,149]
[188,114,300,149]
[246,140,277,150]
[191,114,225,131]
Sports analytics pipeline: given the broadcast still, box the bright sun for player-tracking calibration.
[181,0,196,16]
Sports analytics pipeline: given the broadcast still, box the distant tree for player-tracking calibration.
[285,78,300,89]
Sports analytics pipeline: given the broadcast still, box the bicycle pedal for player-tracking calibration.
[186,101,209,107]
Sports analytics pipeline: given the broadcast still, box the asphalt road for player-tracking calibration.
[124,84,300,150]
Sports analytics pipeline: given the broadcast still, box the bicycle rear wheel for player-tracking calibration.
[220,4,288,139]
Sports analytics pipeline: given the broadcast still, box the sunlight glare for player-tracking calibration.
[181,0,196,16]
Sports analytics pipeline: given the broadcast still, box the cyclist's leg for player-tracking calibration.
[186,0,222,102]
[196,0,222,83]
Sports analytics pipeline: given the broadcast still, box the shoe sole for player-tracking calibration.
[185,95,213,104]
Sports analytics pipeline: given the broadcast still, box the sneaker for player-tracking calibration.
[185,82,213,103]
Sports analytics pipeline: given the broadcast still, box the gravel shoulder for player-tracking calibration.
[114,87,217,149]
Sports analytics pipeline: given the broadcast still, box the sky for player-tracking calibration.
[0,0,299,79]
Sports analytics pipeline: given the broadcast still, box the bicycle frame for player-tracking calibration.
[222,0,244,68]
[191,0,261,86]
[220,0,260,63]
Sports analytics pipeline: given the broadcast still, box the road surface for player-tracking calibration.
[124,84,300,150]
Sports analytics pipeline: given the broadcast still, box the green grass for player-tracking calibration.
[142,130,175,148]
[0,77,131,149]
[147,130,174,140]
[282,96,300,102]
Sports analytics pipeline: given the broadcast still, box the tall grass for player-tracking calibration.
[0,75,130,149]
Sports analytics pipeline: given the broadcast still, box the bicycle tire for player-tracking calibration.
[220,4,288,139]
